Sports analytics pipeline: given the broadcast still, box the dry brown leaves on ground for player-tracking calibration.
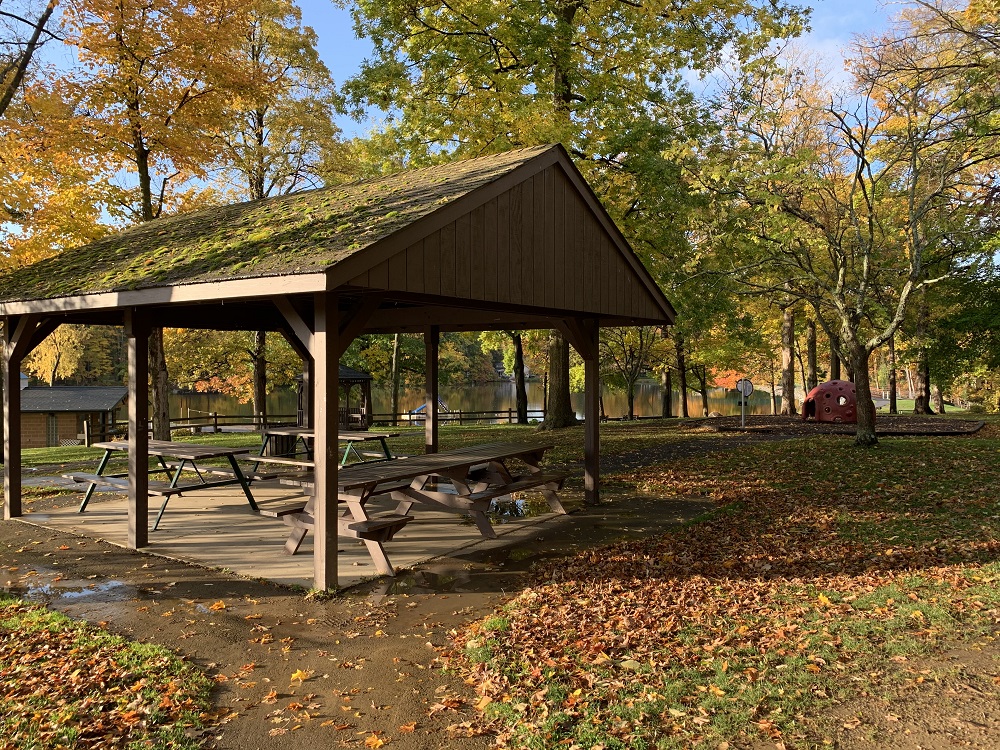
[445,435,1000,748]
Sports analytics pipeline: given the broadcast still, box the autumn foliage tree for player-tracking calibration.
[344,0,806,429]
[61,0,260,437]
[704,4,1000,445]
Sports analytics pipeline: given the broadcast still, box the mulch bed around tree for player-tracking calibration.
[696,414,985,436]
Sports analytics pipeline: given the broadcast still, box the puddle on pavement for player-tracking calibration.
[1,565,137,607]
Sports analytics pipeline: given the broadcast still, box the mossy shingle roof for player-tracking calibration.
[0,145,554,303]
[20,386,128,412]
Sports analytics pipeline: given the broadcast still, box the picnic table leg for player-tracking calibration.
[227,454,259,512]
[152,496,173,532]
[379,437,393,460]
[343,496,396,576]
[470,510,497,539]
[284,526,309,554]
[167,458,186,488]
[362,539,395,576]
[521,455,568,514]
[77,449,112,513]
[446,473,498,540]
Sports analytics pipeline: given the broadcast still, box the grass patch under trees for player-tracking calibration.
[0,595,215,749]
[446,426,1000,748]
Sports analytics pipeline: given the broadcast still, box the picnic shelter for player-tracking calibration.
[0,143,675,590]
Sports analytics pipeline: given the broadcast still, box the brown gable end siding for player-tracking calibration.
[345,162,665,321]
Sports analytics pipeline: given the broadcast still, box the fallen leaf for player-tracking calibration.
[290,669,314,684]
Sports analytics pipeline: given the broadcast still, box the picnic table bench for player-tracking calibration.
[258,427,401,466]
[267,441,568,576]
[64,440,258,531]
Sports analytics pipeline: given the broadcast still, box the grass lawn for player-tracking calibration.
[0,595,214,749]
[445,420,1000,748]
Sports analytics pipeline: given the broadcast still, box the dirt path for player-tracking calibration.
[0,488,712,749]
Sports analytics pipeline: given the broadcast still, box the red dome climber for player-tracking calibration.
[801,380,862,424]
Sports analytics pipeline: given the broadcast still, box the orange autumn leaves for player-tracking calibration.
[447,436,1000,747]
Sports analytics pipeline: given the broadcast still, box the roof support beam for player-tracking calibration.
[275,296,314,352]
[3,316,24,519]
[125,308,150,548]
[424,326,439,454]
[337,293,385,359]
[556,318,599,361]
[311,291,339,591]
[578,319,601,506]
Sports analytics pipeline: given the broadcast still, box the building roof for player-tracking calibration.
[339,365,371,381]
[0,144,675,330]
[20,386,128,413]
[0,146,556,302]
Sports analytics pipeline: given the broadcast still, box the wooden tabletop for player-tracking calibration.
[91,440,252,461]
[262,427,400,441]
[335,441,552,491]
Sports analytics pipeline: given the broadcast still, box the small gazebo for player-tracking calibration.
[296,366,372,429]
[0,144,675,589]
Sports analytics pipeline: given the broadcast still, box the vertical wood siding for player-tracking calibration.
[347,164,666,321]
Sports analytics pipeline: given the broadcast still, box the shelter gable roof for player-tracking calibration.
[20,386,128,413]
[0,146,554,303]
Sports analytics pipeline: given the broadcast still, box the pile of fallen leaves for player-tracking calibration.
[0,596,213,749]
[447,433,1000,748]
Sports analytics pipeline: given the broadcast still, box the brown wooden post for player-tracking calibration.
[125,308,150,548]
[313,291,339,591]
[424,325,439,454]
[3,316,22,519]
[582,320,600,505]
[303,359,315,428]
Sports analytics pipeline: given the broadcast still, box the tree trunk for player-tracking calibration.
[627,382,635,420]
[540,331,578,429]
[829,333,841,381]
[768,357,778,414]
[698,365,710,416]
[390,333,401,427]
[661,367,672,418]
[780,304,797,415]
[848,343,877,447]
[252,331,267,428]
[512,333,528,424]
[888,334,898,415]
[675,335,689,418]
[806,319,818,392]
[913,348,934,414]
[932,384,945,414]
[148,328,170,440]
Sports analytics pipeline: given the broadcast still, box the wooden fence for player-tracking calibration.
[371,408,545,426]
[82,412,299,445]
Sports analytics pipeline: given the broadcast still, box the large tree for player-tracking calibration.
[213,0,341,426]
[705,6,1000,446]
[343,0,806,428]
[63,0,257,439]
[0,0,57,119]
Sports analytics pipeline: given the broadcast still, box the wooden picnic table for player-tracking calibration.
[66,440,258,530]
[267,441,568,576]
[258,427,401,466]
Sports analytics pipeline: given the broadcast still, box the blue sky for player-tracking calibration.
[296,0,896,136]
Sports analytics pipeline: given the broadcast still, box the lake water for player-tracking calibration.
[169,381,775,421]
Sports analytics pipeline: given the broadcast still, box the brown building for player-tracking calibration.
[20,386,127,448]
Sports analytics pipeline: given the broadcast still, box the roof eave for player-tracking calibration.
[0,272,330,315]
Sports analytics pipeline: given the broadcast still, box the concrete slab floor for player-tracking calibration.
[17,484,566,590]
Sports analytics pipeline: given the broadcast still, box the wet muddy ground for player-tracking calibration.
[0,487,713,749]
